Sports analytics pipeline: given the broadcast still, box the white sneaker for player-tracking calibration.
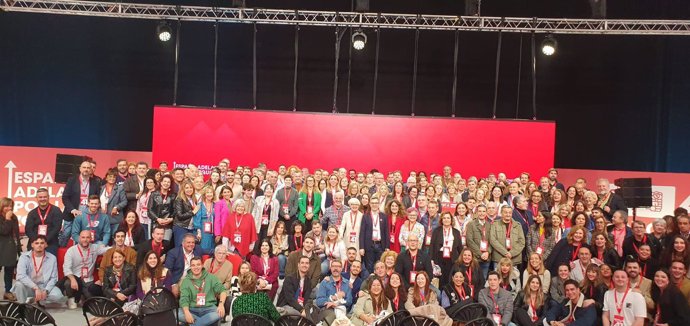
[67,298,77,310]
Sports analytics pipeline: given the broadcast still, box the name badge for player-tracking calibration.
[505,238,511,250]
[349,232,357,244]
[536,246,543,255]
[196,293,206,306]
[233,232,242,243]
[461,235,466,246]
[492,314,502,325]
[38,225,48,236]
[90,230,96,242]
[409,271,417,284]
[425,234,432,246]
[80,195,88,206]
[390,234,395,243]
[81,266,89,278]
[261,214,269,225]
[612,314,625,326]
[372,228,381,241]
[282,204,289,215]
[307,205,313,214]
[480,240,488,252]
[203,222,212,233]
[442,247,451,258]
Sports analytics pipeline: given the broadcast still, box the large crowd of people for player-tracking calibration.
[2,158,690,326]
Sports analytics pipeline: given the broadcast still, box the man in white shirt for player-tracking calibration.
[58,230,110,309]
[602,270,646,326]
[570,247,598,283]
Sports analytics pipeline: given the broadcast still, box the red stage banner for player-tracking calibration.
[152,106,556,179]
[0,146,151,230]
[558,168,690,223]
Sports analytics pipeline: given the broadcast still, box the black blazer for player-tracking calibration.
[359,211,391,250]
[135,239,172,267]
[25,204,62,247]
[123,176,143,212]
[430,226,463,265]
[654,284,690,326]
[276,274,312,312]
[173,198,195,229]
[102,263,137,301]
[116,224,146,247]
[602,192,627,220]
[394,249,433,289]
[61,175,100,221]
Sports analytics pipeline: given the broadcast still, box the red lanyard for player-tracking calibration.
[77,245,90,265]
[307,192,313,205]
[209,259,223,274]
[489,290,500,314]
[263,257,270,275]
[456,285,466,299]
[420,290,426,303]
[530,204,539,217]
[571,243,582,261]
[335,279,342,292]
[189,199,196,209]
[632,235,647,256]
[80,177,89,195]
[294,235,303,250]
[234,213,243,228]
[529,297,539,321]
[517,210,529,226]
[86,214,96,228]
[505,220,513,239]
[614,288,630,315]
[393,293,400,308]
[350,211,358,227]
[466,267,473,285]
[32,253,44,275]
[192,279,205,294]
[152,241,162,256]
[329,242,337,258]
[371,212,379,228]
[443,227,452,243]
[38,206,51,225]
[411,254,417,271]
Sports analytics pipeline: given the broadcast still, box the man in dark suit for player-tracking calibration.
[164,233,203,297]
[60,160,100,247]
[25,188,63,255]
[276,255,313,315]
[597,178,628,221]
[123,161,149,212]
[359,196,390,273]
[136,225,172,267]
[394,233,434,289]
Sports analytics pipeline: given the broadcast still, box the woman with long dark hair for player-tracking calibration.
[249,238,279,300]
[440,269,473,316]
[384,272,408,312]
[404,271,438,310]
[527,211,557,260]
[660,235,690,268]
[116,211,146,247]
[651,268,690,326]
[350,276,392,326]
[452,248,485,300]
[590,231,620,268]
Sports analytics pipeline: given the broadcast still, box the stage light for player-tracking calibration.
[541,35,557,56]
[352,30,367,50]
[157,21,172,42]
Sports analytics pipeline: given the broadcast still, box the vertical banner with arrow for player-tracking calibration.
[0,146,151,233]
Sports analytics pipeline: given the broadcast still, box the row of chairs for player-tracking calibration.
[232,303,496,326]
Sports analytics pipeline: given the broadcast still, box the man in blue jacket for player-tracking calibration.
[359,196,390,272]
[544,279,597,326]
[315,260,353,325]
[165,233,204,297]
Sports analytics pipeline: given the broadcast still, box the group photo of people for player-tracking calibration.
[2,158,689,326]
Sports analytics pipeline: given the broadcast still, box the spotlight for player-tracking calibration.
[352,30,367,50]
[541,35,557,56]
[157,21,172,42]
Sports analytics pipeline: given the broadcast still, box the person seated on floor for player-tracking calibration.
[315,260,353,325]
[58,230,110,309]
[231,271,281,322]
[178,256,228,326]
[276,255,313,316]
[12,236,67,306]
[102,249,137,305]
[99,230,137,281]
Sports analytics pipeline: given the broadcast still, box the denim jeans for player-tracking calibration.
[278,254,287,278]
[177,306,220,326]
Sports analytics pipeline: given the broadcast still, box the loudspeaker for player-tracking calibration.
[614,178,652,208]
[55,154,91,184]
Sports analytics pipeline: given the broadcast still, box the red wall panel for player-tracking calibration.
[152,106,556,178]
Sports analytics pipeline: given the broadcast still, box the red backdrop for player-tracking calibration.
[0,145,151,231]
[152,106,556,178]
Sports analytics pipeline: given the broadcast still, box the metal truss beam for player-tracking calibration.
[2,0,690,35]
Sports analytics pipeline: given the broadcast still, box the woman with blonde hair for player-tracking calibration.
[298,175,321,234]
[192,186,216,254]
[522,252,551,293]
[380,250,398,277]
[496,257,521,297]
[220,199,257,257]
[172,180,197,247]
[323,225,347,274]
[339,197,363,254]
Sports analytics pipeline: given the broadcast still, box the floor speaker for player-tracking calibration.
[614,178,652,208]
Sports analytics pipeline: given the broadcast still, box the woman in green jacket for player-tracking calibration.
[298,175,322,234]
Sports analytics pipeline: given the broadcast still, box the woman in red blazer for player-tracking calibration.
[249,239,280,300]
[221,199,257,257]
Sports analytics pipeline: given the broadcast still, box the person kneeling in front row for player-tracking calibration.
[12,236,66,305]
[178,256,227,326]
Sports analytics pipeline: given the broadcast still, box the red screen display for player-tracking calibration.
[152,106,555,178]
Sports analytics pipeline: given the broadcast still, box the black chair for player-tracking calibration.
[82,297,124,326]
[231,313,273,326]
[275,314,316,326]
[100,312,139,326]
[0,301,22,320]
[139,287,178,326]
[450,303,489,322]
[465,317,496,326]
[22,304,56,326]
[0,316,29,326]
[399,315,441,326]
[376,310,410,326]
